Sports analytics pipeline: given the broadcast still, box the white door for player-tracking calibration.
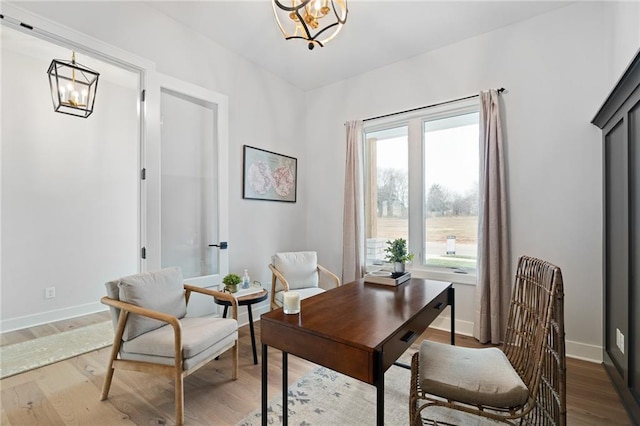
[157,76,229,316]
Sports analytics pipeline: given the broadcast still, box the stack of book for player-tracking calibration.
[364,271,411,286]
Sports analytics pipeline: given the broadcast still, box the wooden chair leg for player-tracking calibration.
[175,371,184,426]
[100,364,115,401]
[102,310,127,401]
[232,340,239,380]
[100,340,118,400]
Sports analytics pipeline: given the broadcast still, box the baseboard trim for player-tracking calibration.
[564,340,602,363]
[430,316,474,337]
[0,302,107,333]
[1,299,273,334]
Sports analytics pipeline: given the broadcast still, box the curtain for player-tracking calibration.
[342,120,365,283]
[474,89,510,344]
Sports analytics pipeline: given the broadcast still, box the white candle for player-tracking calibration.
[283,291,300,314]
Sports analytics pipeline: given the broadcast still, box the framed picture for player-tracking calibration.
[243,145,297,202]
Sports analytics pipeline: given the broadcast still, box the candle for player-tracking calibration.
[283,291,300,314]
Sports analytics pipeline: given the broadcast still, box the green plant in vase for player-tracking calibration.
[384,238,414,274]
[222,273,242,293]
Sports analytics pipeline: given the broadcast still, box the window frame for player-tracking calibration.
[363,98,480,285]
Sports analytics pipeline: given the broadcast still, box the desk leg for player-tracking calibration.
[247,305,258,364]
[261,344,267,426]
[283,352,288,426]
[376,352,384,426]
[449,285,455,345]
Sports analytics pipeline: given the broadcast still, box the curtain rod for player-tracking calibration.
[362,87,506,122]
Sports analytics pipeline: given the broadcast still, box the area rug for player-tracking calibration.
[0,321,114,379]
[239,357,500,426]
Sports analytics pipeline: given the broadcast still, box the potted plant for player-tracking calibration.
[222,273,242,293]
[384,238,414,274]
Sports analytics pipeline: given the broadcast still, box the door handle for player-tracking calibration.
[209,242,228,249]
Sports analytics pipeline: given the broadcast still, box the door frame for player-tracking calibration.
[145,73,229,281]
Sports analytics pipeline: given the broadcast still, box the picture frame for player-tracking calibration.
[243,145,297,202]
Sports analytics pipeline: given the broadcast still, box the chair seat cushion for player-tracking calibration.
[122,316,237,361]
[418,340,529,408]
[273,287,325,306]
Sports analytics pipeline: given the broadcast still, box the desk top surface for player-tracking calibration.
[261,278,451,351]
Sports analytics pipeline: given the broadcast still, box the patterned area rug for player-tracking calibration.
[0,321,113,379]
[239,353,500,426]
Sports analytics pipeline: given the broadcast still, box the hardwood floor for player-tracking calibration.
[0,315,633,425]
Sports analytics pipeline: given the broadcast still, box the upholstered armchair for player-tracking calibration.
[100,267,238,426]
[268,251,341,310]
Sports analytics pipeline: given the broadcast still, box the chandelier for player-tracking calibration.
[272,0,348,50]
[47,51,99,118]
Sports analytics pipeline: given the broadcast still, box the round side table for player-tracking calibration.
[214,288,268,365]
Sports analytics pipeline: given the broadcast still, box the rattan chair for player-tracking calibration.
[410,255,566,425]
[268,251,341,310]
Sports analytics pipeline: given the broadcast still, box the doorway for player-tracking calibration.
[156,75,229,317]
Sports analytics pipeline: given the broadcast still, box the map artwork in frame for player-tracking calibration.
[243,145,297,202]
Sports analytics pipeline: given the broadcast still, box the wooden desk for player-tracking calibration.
[260,278,454,426]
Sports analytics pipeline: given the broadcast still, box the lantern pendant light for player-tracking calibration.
[47,51,99,118]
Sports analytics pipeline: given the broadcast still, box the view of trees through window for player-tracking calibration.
[365,109,479,271]
[424,111,479,270]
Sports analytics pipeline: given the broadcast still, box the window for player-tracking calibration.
[364,100,480,274]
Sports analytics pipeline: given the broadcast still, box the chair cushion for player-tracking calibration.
[122,316,237,360]
[273,287,325,306]
[273,251,319,292]
[117,267,187,341]
[104,278,122,331]
[419,340,529,408]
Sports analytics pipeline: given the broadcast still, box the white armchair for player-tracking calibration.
[268,251,341,310]
[100,267,238,426]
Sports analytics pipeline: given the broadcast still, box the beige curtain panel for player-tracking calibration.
[342,120,365,283]
[474,89,510,345]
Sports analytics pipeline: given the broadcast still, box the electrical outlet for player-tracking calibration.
[45,286,56,299]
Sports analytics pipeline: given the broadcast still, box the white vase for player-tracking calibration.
[393,262,405,274]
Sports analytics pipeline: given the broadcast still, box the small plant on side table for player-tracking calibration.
[222,273,242,293]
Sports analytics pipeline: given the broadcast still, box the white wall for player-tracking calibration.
[607,1,640,85]
[1,2,306,328]
[1,29,140,329]
[304,2,622,361]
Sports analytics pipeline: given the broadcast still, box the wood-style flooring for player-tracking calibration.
[0,312,633,425]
